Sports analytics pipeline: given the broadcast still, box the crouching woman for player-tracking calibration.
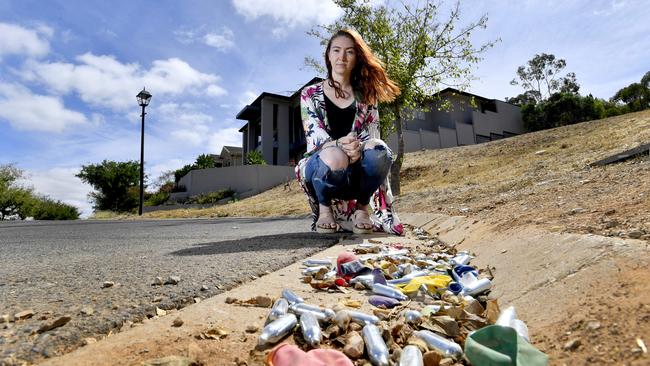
[295,28,403,235]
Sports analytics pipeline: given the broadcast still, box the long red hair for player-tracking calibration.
[325,28,400,105]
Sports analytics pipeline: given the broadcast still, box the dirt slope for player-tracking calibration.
[145,110,650,243]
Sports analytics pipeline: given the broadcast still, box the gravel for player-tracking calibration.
[0,217,342,365]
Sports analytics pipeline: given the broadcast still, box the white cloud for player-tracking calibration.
[239,90,259,105]
[232,0,343,28]
[206,84,228,97]
[156,102,215,125]
[174,26,236,51]
[22,167,94,218]
[271,27,289,39]
[20,53,227,111]
[0,22,51,58]
[207,127,243,153]
[171,127,210,146]
[203,27,235,50]
[593,0,626,16]
[0,82,87,132]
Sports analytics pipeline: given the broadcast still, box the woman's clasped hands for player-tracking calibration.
[337,132,361,163]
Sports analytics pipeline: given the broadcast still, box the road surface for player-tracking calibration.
[0,217,343,364]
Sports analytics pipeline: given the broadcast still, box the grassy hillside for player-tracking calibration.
[143,110,650,238]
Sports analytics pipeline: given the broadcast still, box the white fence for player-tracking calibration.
[170,165,295,201]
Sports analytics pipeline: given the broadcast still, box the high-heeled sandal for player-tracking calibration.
[352,209,373,234]
[316,207,338,233]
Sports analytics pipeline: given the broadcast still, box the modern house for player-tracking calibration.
[210,145,243,167]
[386,87,524,153]
[237,77,322,166]
[237,78,524,165]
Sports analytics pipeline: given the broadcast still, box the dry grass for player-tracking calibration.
[140,110,650,237]
[143,179,309,219]
[401,110,650,197]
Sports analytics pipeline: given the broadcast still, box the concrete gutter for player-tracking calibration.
[39,213,648,365]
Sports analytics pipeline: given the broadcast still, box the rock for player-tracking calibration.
[102,281,114,288]
[234,357,248,366]
[569,208,585,215]
[156,308,167,317]
[37,316,71,333]
[225,297,237,304]
[349,322,362,332]
[343,331,364,359]
[423,351,443,366]
[80,306,94,316]
[141,355,198,366]
[585,321,601,331]
[193,298,201,304]
[245,325,258,333]
[1,314,13,323]
[534,150,546,155]
[82,337,97,345]
[439,358,454,366]
[563,338,581,351]
[153,296,163,303]
[200,285,209,291]
[334,311,351,330]
[14,310,35,320]
[165,276,181,285]
[628,230,644,239]
[250,296,272,308]
[152,277,164,286]
[172,317,184,327]
[604,209,616,215]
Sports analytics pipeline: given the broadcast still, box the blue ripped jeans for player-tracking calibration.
[304,139,392,207]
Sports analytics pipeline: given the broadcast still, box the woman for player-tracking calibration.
[295,28,403,235]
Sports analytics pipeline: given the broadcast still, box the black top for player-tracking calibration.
[325,93,356,140]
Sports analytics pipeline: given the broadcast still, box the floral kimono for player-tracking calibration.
[295,81,403,235]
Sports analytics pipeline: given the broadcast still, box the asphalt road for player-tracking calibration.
[0,217,343,365]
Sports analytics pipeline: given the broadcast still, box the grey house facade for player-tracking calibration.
[237,78,524,166]
[236,78,321,166]
[210,145,243,167]
[387,88,524,153]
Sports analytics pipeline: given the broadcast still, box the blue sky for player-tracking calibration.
[1,0,648,217]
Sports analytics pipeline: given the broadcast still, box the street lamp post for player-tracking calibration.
[136,88,152,216]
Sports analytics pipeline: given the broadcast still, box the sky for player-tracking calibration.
[1,0,648,218]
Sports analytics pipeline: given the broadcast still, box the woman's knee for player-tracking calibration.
[361,139,392,171]
[319,147,349,171]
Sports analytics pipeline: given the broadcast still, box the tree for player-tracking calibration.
[30,197,80,220]
[1,164,79,220]
[521,93,612,131]
[76,160,142,212]
[246,150,266,165]
[194,154,216,169]
[611,71,650,112]
[174,164,194,183]
[0,164,34,220]
[308,0,496,194]
[510,53,579,103]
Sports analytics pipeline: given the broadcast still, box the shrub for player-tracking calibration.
[246,150,266,165]
[521,92,627,132]
[30,197,80,220]
[144,191,170,206]
[187,189,236,204]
